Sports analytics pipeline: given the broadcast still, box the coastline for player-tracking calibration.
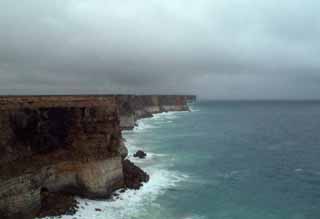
[0,95,196,218]
[44,109,193,219]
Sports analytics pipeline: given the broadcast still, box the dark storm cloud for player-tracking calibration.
[0,0,319,99]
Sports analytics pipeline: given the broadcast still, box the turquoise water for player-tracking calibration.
[58,101,320,219]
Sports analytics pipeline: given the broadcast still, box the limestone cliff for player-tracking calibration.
[0,95,194,219]
[117,95,195,130]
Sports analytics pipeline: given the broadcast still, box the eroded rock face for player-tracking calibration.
[0,96,124,219]
[0,95,194,218]
[117,95,195,130]
[118,141,128,159]
[37,190,79,218]
[10,108,73,154]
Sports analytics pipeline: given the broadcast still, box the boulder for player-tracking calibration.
[133,150,147,159]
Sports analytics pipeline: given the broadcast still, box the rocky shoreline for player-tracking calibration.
[37,157,150,218]
[0,95,195,219]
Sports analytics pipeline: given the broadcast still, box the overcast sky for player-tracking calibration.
[0,0,319,99]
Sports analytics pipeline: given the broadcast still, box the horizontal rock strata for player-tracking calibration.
[117,95,195,130]
[0,95,195,219]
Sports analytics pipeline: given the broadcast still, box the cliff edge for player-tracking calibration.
[0,95,195,218]
[117,95,195,130]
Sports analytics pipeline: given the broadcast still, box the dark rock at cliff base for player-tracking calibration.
[119,188,126,193]
[133,150,147,159]
[37,191,79,218]
[122,159,150,189]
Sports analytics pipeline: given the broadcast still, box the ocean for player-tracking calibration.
[56,101,320,219]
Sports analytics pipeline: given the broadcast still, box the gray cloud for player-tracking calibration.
[0,0,320,99]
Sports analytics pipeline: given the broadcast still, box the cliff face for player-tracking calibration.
[0,96,123,219]
[0,95,194,218]
[117,95,195,130]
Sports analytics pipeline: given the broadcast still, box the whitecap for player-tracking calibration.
[132,120,156,132]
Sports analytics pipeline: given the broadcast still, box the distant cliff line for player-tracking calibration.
[0,94,195,219]
[0,94,196,97]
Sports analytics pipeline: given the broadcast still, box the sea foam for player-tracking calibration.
[52,168,187,219]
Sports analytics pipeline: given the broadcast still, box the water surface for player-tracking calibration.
[58,101,320,219]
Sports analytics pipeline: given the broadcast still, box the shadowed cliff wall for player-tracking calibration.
[0,96,123,218]
[0,95,194,218]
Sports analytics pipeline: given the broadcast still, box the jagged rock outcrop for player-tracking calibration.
[122,159,149,190]
[0,95,195,219]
